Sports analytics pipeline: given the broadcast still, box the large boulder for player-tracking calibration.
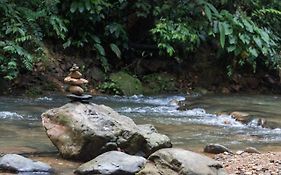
[75,151,147,175]
[0,154,53,173]
[41,102,171,161]
[110,71,143,96]
[137,148,227,175]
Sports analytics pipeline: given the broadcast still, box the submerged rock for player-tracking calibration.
[204,143,233,154]
[41,102,171,161]
[75,151,146,175]
[0,154,53,173]
[137,148,227,175]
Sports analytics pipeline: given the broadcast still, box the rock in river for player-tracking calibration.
[41,102,171,161]
[230,111,251,124]
[204,143,233,154]
[0,154,53,173]
[75,151,147,175]
[137,148,227,175]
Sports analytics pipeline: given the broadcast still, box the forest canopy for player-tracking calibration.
[0,0,280,80]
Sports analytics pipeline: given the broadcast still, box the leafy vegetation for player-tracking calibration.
[151,0,281,75]
[0,0,64,79]
[0,0,280,83]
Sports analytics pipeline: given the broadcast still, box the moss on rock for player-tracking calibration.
[110,71,143,96]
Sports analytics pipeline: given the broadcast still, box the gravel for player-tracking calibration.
[214,152,281,175]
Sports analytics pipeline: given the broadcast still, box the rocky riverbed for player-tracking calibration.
[215,152,281,175]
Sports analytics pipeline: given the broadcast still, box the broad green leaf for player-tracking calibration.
[110,43,121,58]
[238,60,245,66]
[3,45,14,52]
[94,44,105,56]
[78,2,84,13]
[0,55,5,61]
[0,41,5,47]
[204,5,212,21]
[234,47,242,56]
[218,22,225,48]
[228,35,237,44]
[70,2,78,13]
[91,35,101,44]
[223,22,232,35]
[260,30,270,44]
[227,45,236,52]
[63,39,72,48]
[85,0,91,11]
[99,56,109,72]
[253,36,262,49]
[8,61,17,69]
[206,3,218,15]
[239,33,250,44]
[213,21,219,33]
[242,18,253,33]
[249,47,258,57]
[4,75,15,80]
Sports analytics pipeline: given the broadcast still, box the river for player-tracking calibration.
[0,94,280,174]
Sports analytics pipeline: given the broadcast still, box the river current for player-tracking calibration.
[0,94,280,156]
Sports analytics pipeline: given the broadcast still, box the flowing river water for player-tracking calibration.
[0,94,281,174]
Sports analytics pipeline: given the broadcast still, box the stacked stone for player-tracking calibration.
[64,64,88,96]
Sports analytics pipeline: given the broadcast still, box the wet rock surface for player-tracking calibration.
[41,102,171,161]
[215,152,281,175]
[230,111,252,124]
[137,148,227,175]
[75,151,147,175]
[0,154,53,173]
[136,124,172,156]
[244,147,261,154]
[204,143,233,154]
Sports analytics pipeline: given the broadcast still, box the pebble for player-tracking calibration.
[236,150,244,155]
[214,152,281,175]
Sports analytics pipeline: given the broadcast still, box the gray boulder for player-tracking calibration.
[204,143,233,154]
[0,154,53,173]
[244,147,261,154]
[75,151,147,175]
[137,124,172,156]
[137,148,227,175]
[41,102,171,161]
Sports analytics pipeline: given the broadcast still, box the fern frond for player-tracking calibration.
[253,8,281,17]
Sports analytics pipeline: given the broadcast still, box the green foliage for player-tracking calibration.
[142,73,177,94]
[97,81,121,95]
[0,0,65,79]
[208,10,279,73]
[149,0,281,74]
[151,19,199,57]
[1,0,281,82]
[58,0,127,72]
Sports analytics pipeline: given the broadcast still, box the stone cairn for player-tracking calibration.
[64,64,92,102]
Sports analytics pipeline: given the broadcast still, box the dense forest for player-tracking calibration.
[0,0,281,95]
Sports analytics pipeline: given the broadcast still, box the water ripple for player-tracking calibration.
[0,111,24,120]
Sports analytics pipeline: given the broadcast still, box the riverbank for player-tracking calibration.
[2,43,281,97]
[1,148,280,175]
[215,152,281,175]
[0,94,281,174]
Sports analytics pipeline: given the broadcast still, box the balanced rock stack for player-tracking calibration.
[64,64,92,101]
